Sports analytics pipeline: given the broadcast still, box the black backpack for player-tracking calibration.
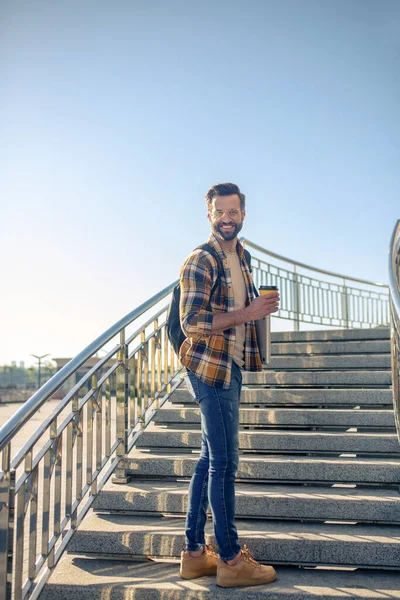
[167,243,253,355]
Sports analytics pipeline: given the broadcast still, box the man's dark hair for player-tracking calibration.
[205,183,246,211]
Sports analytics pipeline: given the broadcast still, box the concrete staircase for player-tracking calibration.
[41,327,400,599]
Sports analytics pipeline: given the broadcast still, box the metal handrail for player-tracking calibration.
[241,237,387,287]
[0,280,180,600]
[388,221,400,319]
[388,220,400,441]
[1,237,388,459]
[0,281,177,453]
[0,235,393,600]
[241,237,389,330]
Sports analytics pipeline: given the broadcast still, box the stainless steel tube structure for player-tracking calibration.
[0,237,392,600]
[241,237,389,331]
[0,281,181,600]
[388,220,400,441]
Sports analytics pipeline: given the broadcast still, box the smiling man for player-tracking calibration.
[178,183,280,588]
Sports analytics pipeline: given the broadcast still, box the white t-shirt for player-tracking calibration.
[225,251,246,367]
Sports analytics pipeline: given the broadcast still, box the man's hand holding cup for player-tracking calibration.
[247,288,280,321]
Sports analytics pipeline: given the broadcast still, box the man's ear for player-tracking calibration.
[242,209,246,219]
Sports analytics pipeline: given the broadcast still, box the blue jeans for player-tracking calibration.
[185,362,242,562]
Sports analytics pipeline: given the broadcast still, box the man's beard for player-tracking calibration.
[212,221,243,241]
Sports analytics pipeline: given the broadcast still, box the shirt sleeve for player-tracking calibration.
[179,251,217,341]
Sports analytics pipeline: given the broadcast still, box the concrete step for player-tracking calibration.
[242,370,391,386]
[264,355,391,370]
[271,328,390,342]
[127,451,400,484]
[171,388,394,406]
[271,339,390,355]
[135,427,400,454]
[67,513,400,568]
[93,480,400,523]
[40,556,400,600]
[155,406,395,428]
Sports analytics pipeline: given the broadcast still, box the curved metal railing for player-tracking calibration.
[388,220,400,441]
[241,237,389,330]
[0,237,392,600]
[0,281,181,600]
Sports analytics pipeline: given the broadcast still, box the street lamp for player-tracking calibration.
[31,353,50,389]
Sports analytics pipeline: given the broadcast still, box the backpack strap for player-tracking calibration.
[244,248,252,272]
[243,247,259,297]
[194,243,259,298]
[197,244,252,272]
[195,243,257,291]
[195,243,224,293]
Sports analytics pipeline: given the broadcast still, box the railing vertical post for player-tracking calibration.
[91,374,102,496]
[143,342,149,412]
[0,444,11,600]
[293,265,300,332]
[71,394,82,530]
[150,335,156,409]
[154,319,161,410]
[129,358,137,429]
[342,278,350,329]
[27,464,38,583]
[390,300,400,441]
[124,343,130,449]
[112,329,129,484]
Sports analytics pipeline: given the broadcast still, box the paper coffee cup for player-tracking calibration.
[259,285,279,296]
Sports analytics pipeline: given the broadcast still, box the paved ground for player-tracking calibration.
[1,398,75,460]
[0,399,63,456]
[1,397,118,590]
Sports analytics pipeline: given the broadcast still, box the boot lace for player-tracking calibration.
[241,545,260,568]
[205,544,219,559]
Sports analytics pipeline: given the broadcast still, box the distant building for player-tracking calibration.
[52,356,115,399]
[20,361,25,369]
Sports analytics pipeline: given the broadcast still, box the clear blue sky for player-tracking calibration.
[1,0,399,366]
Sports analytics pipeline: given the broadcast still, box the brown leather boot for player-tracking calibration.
[216,545,277,588]
[180,545,219,579]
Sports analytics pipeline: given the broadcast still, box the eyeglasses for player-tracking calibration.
[211,209,242,220]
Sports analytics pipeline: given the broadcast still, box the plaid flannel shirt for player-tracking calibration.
[179,232,262,389]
